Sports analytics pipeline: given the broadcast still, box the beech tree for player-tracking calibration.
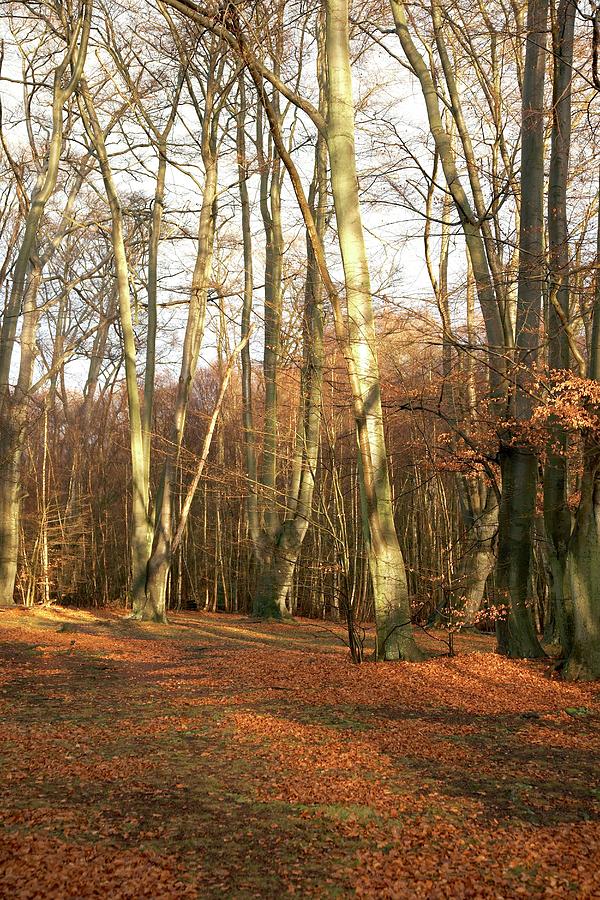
[0,0,91,606]
[144,32,231,621]
[238,26,327,620]
[2,0,599,680]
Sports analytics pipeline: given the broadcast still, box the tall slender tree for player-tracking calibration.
[0,1,91,605]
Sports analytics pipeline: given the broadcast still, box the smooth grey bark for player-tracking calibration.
[0,442,21,604]
[424,151,499,627]
[237,76,259,550]
[99,32,185,616]
[496,0,548,658]
[391,3,509,631]
[247,20,307,620]
[144,53,225,621]
[252,522,306,620]
[141,75,184,546]
[80,82,151,614]
[145,332,249,621]
[239,80,292,618]
[390,0,507,396]
[496,449,544,656]
[61,278,117,599]
[0,6,91,605]
[543,0,577,655]
[326,0,423,660]
[236,74,260,545]
[563,167,600,680]
[0,267,41,604]
[563,457,600,680]
[454,481,498,625]
[251,141,326,618]
[235,13,327,621]
[205,1,421,655]
[105,35,184,513]
[257,91,284,542]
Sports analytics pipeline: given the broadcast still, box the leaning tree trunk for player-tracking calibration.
[390,0,506,394]
[144,121,218,622]
[81,85,150,615]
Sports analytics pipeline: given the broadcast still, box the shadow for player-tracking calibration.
[1,616,598,900]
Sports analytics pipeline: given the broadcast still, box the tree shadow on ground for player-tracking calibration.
[1,612,599,898]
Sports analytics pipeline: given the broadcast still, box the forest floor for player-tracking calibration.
[0,607,599,899]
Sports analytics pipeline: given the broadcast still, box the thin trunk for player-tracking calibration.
[237,75,260,548]
[242,20,326,621]
[80,83,150,614]
[390,0,506,392]
[144,62,224,620]
[0,7,91,604]
[257,94,284,539]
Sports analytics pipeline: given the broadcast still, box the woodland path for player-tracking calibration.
[0,607,599,898]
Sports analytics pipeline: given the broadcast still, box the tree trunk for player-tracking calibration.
[455,545,496,626]
[253,522,304,619]
[0,8,91,604]
[0,266,42,606]
[229,1,422,656]
[143,153,217,621]
[80,84,150,614]
[496,0,548,659]
[543,0,577,656]
[240,19,327,621]
[144,530,171,623]
[326,0,423,661]
[496,448,545,656]
[145,328,248,622]
[563,461,600,679]
[563,166,600,679]
[390,0,506,391]
[0,413,22,606]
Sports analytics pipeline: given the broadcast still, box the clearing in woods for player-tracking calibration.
[0,606,599,898]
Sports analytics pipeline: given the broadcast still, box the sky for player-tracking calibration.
[0,2,471,394]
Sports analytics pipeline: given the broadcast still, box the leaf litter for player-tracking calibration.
[0,606,598,898]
